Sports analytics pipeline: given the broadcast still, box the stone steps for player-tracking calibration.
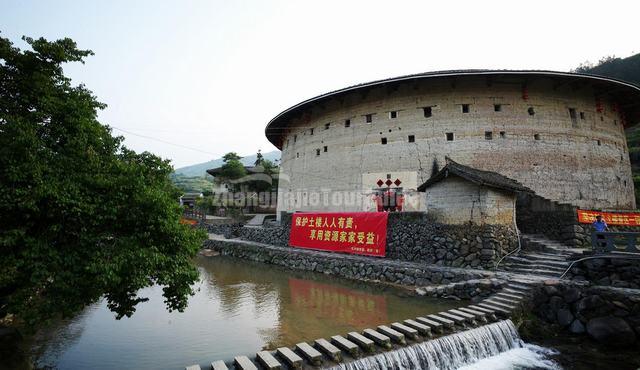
[507,268,563,277]
[512,252,567,262]
[494,291,525,300]
[503,262,566,272]
[505,282,535,292]
[476,302,512,317]
[505,255,570,267]
[499,235,572,278]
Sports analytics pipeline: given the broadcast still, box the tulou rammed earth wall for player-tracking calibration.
[274,74,636,214]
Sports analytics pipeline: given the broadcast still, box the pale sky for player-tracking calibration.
[2,0,638,168]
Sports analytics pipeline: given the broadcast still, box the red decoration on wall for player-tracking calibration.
[376,179,384,187]
[385,179,393,186]
[595,97,603,113]
[522,86,529,100]
[394,179,402,186]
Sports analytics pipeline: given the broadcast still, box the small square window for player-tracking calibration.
[614,120,618,126]
[365,114,373,123]
[580,112,585,120]
[499,131,506,138]
[310,128,314,135]
[569,108,577,120]
[345,119,351,127]
[494,104,502,112]
[389,111,397,119]
[423,106,432,118]
[600,116,604,122]
[294,135,297,143]
[323,145,328,152]
[324,123,330,130]
[462,104,470,113]
[408,135,415,143]
[381,137,387,145]
[296,152,299,158]
[316,149,320,156]
[446,132,454,141]
[534,134,540,140]
[596,140,601,146]
[485,131,493,140]
[386,174,391,179]
[528,107,535,116]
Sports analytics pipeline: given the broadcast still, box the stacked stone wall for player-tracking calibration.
[530,281,640,347]
[385,212,517,269]
[565,257,640,289]
[204,212,517,270]
[516,194,582,246]
[203,237,501,293]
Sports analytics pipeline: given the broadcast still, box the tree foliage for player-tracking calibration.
[222,152,242,163]
[216,152,247,192]
[572,53,640,86]
[0,35,205,329]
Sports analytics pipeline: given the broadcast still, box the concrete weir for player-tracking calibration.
[184,279,536,369]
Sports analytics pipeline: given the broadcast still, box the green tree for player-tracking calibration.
[0,35,205,329]
[254,150,264,166]
[216,152,247,192]
[222,152,242,163]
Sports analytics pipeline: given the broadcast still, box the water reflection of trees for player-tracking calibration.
[29,304,98,369]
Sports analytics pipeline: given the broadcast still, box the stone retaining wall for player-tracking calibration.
[416,279,504,301]
[386,212,517,270]
[516,194,583,246]
[203,212,517,271]
[565,257,640,289]
[203,238,502,292]
[530,281,640,347]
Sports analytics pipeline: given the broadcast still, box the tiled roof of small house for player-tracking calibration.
[206,165,262,176]
[417,158,534,194]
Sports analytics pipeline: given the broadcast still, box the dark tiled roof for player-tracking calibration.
[206,165,261,176]
[417,158,534,194]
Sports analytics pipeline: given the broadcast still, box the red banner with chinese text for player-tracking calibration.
[577,210,640,226]
[289,212,388,257]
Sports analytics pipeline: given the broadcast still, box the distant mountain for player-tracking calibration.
[574,53,640,86]
[174,150,281,177]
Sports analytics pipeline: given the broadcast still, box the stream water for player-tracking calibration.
[31,256,464,370]
[329,320,560,370]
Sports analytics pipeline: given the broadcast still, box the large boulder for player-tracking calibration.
[569,319,585,334]
[557,309,574,327]
[563,286,581,304]
[586,316,637,347]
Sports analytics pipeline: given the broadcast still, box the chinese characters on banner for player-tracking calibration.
[289,212,388,257]
[577,210,640,226]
